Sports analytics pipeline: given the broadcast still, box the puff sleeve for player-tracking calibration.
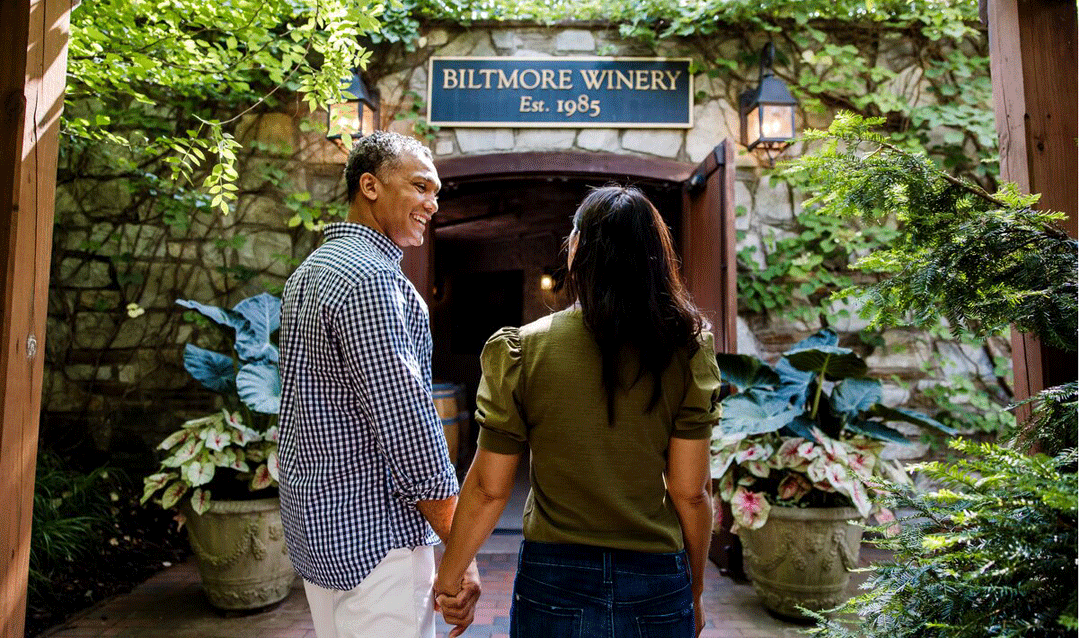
[475,327,528,455]
[673,331,723,439]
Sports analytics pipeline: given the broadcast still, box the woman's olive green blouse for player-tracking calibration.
[475,308,722,553]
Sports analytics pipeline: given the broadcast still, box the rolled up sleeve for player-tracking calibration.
[334,272,458,505]
[674,332,723,440]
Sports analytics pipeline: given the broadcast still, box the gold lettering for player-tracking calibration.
[497,69,519,89]
[442,68,459,90]
[467,69,483,89]
[579,69,606,90]
[558,69,573,89]
[519,69,540,89]
[479,69,497,88]
[663,70,682,90]
[615,70,633,90]
[651,70,665,90]
[540,69,558,89]
[635,70,650,90]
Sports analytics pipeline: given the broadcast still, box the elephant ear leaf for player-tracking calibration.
[832,377,883,420]
[848,419,911,444]
[718,390,800,436]
[781,414,817,440]
[869,404,957,435]
[714,353,780,391]
[789,328,839,351]
[784,345,868,380]
[183,345,235,393]
[177,299,246,332]
[236,362,281,414]
[232,294,281,362]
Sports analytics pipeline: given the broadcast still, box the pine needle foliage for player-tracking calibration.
[805,440,1078,638]
[787,113,1079,636]
[782,112,1077,353]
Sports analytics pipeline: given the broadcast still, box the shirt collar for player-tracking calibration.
[322,222,403,263]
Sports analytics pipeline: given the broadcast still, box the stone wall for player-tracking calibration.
[44,22,1008,465]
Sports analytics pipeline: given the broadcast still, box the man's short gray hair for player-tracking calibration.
[344,131,432,204]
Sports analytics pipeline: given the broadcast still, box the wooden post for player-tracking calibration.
[1,1,71,635]
[986,0,1078,418]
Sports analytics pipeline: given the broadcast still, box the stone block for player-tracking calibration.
[736,233,765,269]
[248,113,296,154]
[935,341,996,381]
[237,230,295,278]
[425,28,450,47]
[687,100,723,163]
[74,312,117,349]
[576,129,620,152]
[736,315,763,358]
[865,329,934,375]
[437,32,492,57]
[556,30,596,52]
[621,130,683,158]
[119,224,166,258]
[826,297,872,333]
[514,129,577,151]
[58,258,112,288]
[879,382,912,407]
[755,177,794,224]
[435,139,455,156]
[44,370,88,412]
[455,129,515,153]
[734,179,752,230]
[491,30,521,51]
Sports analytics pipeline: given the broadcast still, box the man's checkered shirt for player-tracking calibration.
[277,222,458,591]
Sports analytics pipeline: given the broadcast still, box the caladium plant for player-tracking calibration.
[142,293,282,514]
[711,328,955,531]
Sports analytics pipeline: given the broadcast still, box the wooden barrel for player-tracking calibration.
[432,383,460,465]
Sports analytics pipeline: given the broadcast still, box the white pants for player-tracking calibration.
[303,546,436,638]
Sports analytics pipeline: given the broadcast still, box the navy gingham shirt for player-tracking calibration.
[277,222,458,590]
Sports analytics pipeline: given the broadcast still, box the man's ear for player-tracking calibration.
[358,172,380,202]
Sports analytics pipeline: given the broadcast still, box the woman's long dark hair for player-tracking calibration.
[565,185,705,424]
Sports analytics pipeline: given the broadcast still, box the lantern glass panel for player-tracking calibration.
[327,102,376,139]
[760,104,794,140]
[746,105,761,148]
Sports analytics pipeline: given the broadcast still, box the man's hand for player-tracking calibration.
[434,559,481,638]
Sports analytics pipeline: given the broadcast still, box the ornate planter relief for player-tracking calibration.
[739,506,863,620]
[182,497,295,610]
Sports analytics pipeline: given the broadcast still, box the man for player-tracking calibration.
[278,131,479,638]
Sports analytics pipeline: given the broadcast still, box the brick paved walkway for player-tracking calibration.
[39,534,878,638]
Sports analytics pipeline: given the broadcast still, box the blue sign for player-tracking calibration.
[427,57,693,128]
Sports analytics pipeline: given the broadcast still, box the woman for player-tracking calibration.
[435,186,721,638]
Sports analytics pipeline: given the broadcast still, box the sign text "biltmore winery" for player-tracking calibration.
[427,57,693,128]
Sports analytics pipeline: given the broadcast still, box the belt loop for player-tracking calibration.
[603,551,612,583]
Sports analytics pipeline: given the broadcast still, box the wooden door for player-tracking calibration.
[681,140,742,579]
[681,140,737,354]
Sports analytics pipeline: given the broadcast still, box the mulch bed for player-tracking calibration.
[25,500,189,638]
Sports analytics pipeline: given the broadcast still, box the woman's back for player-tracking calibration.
[475,308,720,553]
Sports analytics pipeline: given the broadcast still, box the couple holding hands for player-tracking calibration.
[276,131,720,638]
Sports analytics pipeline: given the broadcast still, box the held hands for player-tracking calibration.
[434,559,481,638]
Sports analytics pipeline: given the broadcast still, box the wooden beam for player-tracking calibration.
[1,1,71,635]
[987,0,1078,417]
[436,151,694,185]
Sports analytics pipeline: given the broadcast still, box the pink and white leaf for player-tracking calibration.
[184,459,215,487]
[159,481,188,510]
[848,479,872,518]
[250,463,272,490]
[777,473,812,501]
[731,487,771,530]
[718,470,736,501]
[807,457,829,484]
[190,488,212,515]
[745,460,771,479]
[202,429,230,452]
[735,442,773,464]
[795,439,821,462]
[157,429,191,451]
[160,438,204,467]
[266,449,279,482]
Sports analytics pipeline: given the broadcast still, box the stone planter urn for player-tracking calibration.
[739,506,863,620]
[182,497,295,610]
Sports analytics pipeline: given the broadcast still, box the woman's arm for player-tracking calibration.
[435,448,522,632]
[666,436,713,636]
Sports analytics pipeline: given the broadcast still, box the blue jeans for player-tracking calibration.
[510,541,694,638]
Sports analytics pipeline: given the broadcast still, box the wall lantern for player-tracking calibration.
[739,43,798,160]
[326,71,378,141]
